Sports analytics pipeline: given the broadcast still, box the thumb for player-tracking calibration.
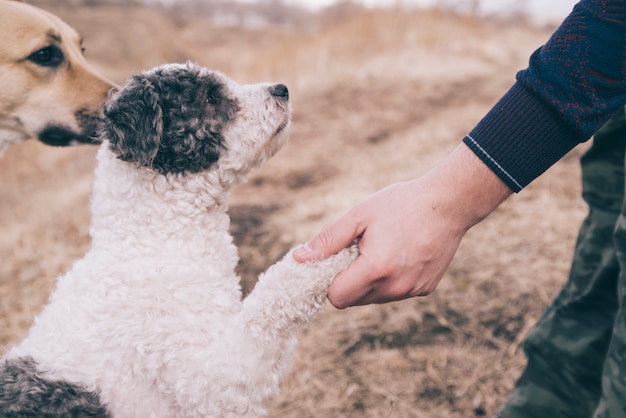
[293,214,363,263]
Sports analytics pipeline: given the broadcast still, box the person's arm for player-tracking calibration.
[294,143,511,308]
[466,0,626,193]
[294,0,626,309]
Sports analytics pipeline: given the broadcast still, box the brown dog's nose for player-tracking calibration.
[269,84,289,100]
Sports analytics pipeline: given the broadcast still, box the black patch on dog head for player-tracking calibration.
[101,63,239,175]
[0,357,110,417]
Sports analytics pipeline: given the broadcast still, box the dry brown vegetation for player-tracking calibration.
[0,4,587,417]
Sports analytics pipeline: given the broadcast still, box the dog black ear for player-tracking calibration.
[101,74,163,167]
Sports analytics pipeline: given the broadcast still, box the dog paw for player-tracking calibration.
[308,242,359,274]
[241,243,359,338]
[285,241,359,290]
[253,242,359,297]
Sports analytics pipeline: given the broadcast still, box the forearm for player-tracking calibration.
[463,82,581,192]
[520,0,626,139]
[466,0,626,192]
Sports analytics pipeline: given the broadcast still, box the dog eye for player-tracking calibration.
[206,94,217,104]
[27,45,64,68]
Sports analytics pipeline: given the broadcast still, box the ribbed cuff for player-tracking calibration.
[463,82,583,193]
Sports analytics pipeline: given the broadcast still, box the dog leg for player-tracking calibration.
[162,246,358,418]
[241,244,358,341]
[211,244,357,415]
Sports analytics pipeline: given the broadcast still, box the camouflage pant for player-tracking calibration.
[496,106,626,418]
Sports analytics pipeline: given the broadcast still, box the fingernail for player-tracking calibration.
[293,242,313,260]
[296,242,313,255]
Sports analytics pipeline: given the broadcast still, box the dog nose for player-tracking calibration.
[269,84,289,100]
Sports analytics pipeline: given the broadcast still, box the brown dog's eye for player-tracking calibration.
[206,94,216,104]
[27,45,64,68]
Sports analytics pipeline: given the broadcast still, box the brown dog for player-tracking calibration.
[0,0,116,155]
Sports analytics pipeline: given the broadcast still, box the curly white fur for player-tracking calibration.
[1,63,357,417]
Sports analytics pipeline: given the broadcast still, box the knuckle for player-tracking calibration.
[316,228,336,250]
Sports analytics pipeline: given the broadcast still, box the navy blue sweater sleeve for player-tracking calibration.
[463,0,626,192]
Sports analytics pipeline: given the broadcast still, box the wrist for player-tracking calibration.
[421,143,512,231]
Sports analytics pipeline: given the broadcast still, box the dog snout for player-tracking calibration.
[269,84,289,100]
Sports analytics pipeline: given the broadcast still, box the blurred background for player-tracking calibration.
[1,1,586,416]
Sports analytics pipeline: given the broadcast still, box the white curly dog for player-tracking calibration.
[0,62,357,417]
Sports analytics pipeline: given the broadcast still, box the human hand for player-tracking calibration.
[293,144,512,308]
[293,179,466,308]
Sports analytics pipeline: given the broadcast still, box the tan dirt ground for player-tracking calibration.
[0,5,588,417]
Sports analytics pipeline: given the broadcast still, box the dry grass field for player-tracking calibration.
[0,4,588,417]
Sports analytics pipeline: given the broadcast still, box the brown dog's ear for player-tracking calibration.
[101,74,163,168]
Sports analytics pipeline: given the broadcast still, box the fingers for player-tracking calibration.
[326,254,374,308]
[327,256,422,308]
[293,211,364,263]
